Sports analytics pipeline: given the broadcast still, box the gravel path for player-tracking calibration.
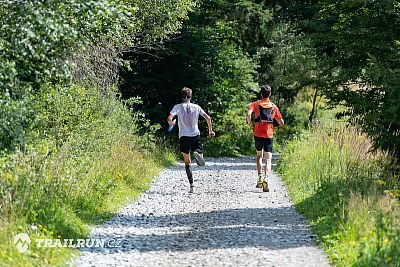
[71,156,330,267]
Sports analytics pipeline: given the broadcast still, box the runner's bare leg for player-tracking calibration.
[256,150,263,175]
[265,152,272,177]
[183,153,191,165]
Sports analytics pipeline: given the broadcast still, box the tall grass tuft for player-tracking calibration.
[277,121,400,266]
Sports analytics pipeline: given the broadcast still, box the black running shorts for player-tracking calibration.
[180,135,202,154]
[254,136,273,153]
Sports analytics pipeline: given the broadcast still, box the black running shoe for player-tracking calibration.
[262,181,269,192]
[193,151,205,166]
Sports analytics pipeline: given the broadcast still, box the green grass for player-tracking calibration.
[277,120,400,266]
[0,143,174,267]
[0,84,176,266]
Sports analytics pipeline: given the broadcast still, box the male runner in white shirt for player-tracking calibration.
[167,87,215,193]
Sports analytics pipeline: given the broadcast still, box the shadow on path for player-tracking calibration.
[85,207,315,254]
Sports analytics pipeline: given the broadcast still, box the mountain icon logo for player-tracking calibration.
[14,233,31,253]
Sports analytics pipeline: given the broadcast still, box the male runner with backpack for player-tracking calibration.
[247,85,284,192]
[167,87,216,193]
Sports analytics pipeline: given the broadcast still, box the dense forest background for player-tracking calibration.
[2,0,399,156]
[0,0,399,266]
[120,0,400,157]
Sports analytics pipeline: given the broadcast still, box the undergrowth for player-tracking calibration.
[0,84,175,266]
[277,120,400,266]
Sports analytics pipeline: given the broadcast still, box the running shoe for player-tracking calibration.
[193,151,205,166]
[189,185,194,193]
[256,174,263,188]
[262,181,269,192]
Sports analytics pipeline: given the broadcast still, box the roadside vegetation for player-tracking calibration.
[0,83,175,266]
[277,108,400,266]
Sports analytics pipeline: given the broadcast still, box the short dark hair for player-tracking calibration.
[260,85,272,98]
[182,87,192,99]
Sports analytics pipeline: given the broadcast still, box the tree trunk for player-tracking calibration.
[309,88,318,123]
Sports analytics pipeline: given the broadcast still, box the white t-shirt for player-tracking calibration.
[170,103,206,138]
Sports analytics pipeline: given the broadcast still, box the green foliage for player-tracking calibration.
[0,0,195,151]
[131,0,197,44]
[219,0,274,56]
[279,0,400,157]
[273,100,309,146]
[0,1,192,265]
[204,107,254,157]
[266,22,322,92]
[118,0,329,152]
[0,84,175,265]
[0,0,133,91]
[1,0,118,149]
[277,121,400,266]
[0,221,76,267]
[120,0,261,150]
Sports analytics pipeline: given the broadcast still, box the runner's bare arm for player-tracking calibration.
[277,118,284,125]
[246,109,253,126]
[201,113,216,137]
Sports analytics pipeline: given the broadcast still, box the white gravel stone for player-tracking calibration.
[70,156,330,267]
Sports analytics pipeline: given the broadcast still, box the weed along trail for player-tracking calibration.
[71,156,330,267]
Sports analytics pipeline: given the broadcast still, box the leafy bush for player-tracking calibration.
[273,99,309,146]
[203,107,254,157]
[0,0,195,151]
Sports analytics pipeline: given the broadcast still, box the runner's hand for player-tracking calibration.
[168,120,176,127]
[209,130,216,137]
